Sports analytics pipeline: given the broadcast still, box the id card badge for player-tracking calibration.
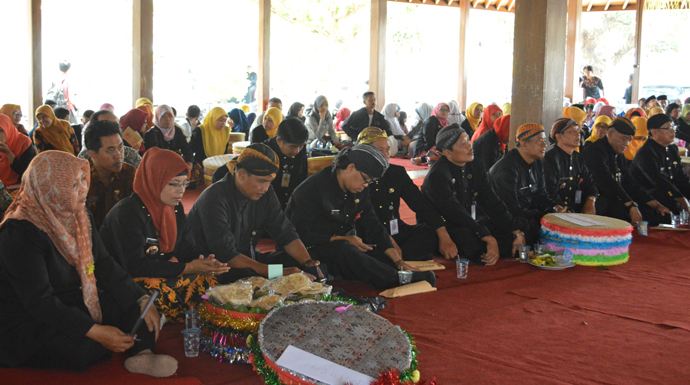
[616,172,622,183]
[145,238,159,255]
[575,190,582,204]
[390,218,399,235]
[471,203,477,220]
[281,173,291,187]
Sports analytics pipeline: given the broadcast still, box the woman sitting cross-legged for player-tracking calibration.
[0,150,177,376]
[100,148,230,322]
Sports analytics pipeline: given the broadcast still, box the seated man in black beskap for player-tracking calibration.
[422,124,526,265]
[489,123,566,245]
[341,91,391,140]
[632,113,690,215]
[357,127,458,262]
[582,117,670,225]
[213,118,309,210]
[187,143,323,283]
[544,118,598,214]
[286,144,435,289]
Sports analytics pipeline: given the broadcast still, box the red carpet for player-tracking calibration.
[6,172,690,383]
[389,156,429,172]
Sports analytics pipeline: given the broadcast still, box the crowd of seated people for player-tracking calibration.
[2,88,690,378]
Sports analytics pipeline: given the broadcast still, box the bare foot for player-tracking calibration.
[124,350,178,377]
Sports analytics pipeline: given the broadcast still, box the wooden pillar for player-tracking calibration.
[564,0,582,103]
[631,0,644,103]
[509,0,567,150]
[258,0,271,113]
[370,0,386,107]
[28,0,42,127]
[132,0,153,106]
[457,0,470,110]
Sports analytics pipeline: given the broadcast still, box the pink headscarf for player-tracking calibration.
[432,103,450,127]
[1,151,102,323]
[595,105,616,120]
[335,107,351,131]
[154,104,176,141]
[100,103,115,112]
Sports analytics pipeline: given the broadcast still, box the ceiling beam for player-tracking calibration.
[605,0,612,10]
[473,0,479,8]
[623,0,630,8]
[587,0,594,11]
[508,0,515,11]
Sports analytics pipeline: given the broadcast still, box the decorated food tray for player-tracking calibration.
[257,301,412,384]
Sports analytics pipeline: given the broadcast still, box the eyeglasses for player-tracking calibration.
[359,171,377,185]
[167,180,190,190]
[439,108,450,113]
[12,112,22,117]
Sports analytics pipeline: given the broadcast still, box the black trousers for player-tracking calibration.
[446,216,527,265]
[392,223,438,261]
[307,240,398,289]
[596,196,669,226]
[23,291,156,372]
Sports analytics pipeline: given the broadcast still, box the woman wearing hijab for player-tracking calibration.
[143,105,193,167]
[240,104,251,114]
[624,108,647,120]
[383,103,405,137]
[305,96,339,145]
[470,104,502,142]
[0,151,177,376]
[624,117,648,161]
[647,107,665,118]
[119,108,149,151]
[501,102,511,116]
[33,105,79,155]
[0,114,36,189]
[251,107,284,144]
[462,102,483,140]
[595,105,616,120]
[447,100,465,127]
[190,107,231,188]
[136,104,155,135]
[414,102,450,157]
[100,148,229,322]
[286,102,305,123]
[404,103,432,156]
[335,107,351,132]
[585,115,612,147]
[473,114,510,171]
[0,104,29,136]
[228,108,250,137]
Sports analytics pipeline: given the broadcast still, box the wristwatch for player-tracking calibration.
[625,201,639,209]
[513,231,525,239]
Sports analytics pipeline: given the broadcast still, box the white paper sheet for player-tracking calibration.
[552,214,608,227]
[275,345,375,385]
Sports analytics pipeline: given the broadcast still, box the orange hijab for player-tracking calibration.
[471,104,502,142]
[0,114,32,186]
[137,104,155,133]
[624,117,648,161]
[0,151,102,323]
[133,147,190,253]
[624,108,647,120]
[35,105,76,154]
[493,114,511,151]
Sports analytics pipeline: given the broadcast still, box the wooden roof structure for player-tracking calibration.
[389,0,690,12]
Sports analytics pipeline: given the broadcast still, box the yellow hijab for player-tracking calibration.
[647,107,664,117]
[465,102,483,131]
[624,117,648,161]
[586,115,612,144]
[263,107,283,139]
[501,102,511,116]
[200,107,231,158]
[0,104,20,117]
[240,104,251,114]
[135,97,153,108]
[35,105,76,154]
[563,106,587,126]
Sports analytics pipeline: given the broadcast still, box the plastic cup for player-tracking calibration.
[182,328,201,358]
[456,258,469,279]
[671,215,680,228]
[637,221,648,236]
[681,210,689,225]
[518,245,531,263]
[184,309,200,330]
[533,244,546,255]
[398,270,413,285]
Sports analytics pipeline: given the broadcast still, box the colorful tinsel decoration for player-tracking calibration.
[199,304,264,332]
[199,322,251,364]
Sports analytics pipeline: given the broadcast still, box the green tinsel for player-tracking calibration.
[202,320,254,339]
